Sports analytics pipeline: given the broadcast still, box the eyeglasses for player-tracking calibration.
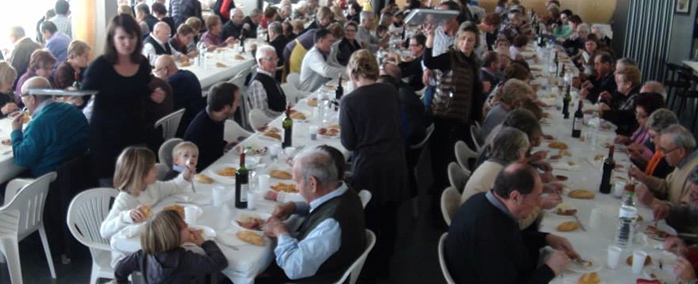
[154,67,166,73]
[263,57,279,63]
[635,111,648,119]
[409,44,421,47]
[345,29,357,32]
[661,146,680,155]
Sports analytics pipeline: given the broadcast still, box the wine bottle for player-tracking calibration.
[559,62,566,79]
[282,105,293,148]
[572,99,583,138]
[72,72,81,89]
[599,145,615,194]
[562,84,571,119]
[335,75,344,100]
[235,152,249,209]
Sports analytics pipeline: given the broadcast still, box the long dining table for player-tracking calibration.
[110,79,348,284]
[527,44,680,283]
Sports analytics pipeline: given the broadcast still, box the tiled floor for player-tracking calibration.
[0,195,447,284]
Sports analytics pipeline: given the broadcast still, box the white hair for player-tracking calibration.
[360,11,374,22]
[255,45,277,64]
[294,148,338,188]
[577,23,590,33]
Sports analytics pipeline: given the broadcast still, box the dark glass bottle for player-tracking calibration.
[282,105,293,148]
[554,51,559,76]
[335,75,344,100]
[600,145,615,194]
[235,152,249,208]
[572,99,583,138]
[562,84,571,119]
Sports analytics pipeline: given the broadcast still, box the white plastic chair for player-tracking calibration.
[155,108,185,140]
[224,119,252,143]
[229,71,252,128]
[440,186,460,226]
[438,233,456,284]
[447,162,470,192]
[454,140,478,172]
[248,108,274,131]
[470,124,482,152]
[66,187,119,284]
[158,138,183,169]
[286,73,301,90]
[358,190,372,209]
[156,163,170,181]
[333,229,376,284]
[0,172,57,284]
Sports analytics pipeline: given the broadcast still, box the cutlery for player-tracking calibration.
[573,214,587,231]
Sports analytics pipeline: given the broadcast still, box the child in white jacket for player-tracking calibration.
[99,146,195,266]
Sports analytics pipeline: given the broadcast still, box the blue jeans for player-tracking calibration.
[422,85,435,111]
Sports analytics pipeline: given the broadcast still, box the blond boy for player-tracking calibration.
[166,142,199,180]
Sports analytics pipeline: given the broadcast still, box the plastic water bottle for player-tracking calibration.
[615,191,637,248]
[198,43,207,67]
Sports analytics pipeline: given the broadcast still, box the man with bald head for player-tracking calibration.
[143,22,187,66]
[154,55,204,137]
[445,163,578,284]
[9,77,88,177]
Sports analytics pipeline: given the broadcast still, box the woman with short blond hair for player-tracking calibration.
[339,49,408,278]
[53,40,92,91]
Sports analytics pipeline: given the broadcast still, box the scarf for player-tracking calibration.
[645,147,663,176]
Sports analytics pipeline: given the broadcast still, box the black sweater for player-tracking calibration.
[445,192,555,284]
[114,241,228,284]
[183,110,226,171]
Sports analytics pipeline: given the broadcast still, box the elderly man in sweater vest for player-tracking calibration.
[262,148,366,283]
[143,22,187,66]
[248,45,287,119]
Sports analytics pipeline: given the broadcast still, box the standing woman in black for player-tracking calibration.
[82,14,166,186]
[340,49,408,282]
[423,22,484,204]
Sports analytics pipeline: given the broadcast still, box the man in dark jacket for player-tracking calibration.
[445,163,578,284]
[580,52,617,103]
[260,148,366,283]
[135,4,159,32]
[268,21,289,80]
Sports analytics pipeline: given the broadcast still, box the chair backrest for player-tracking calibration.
[66,188,119,255]
[0,172,57,240]
[447,162,470,191]
[286,73,301,89]
[224,119,253,142]
[281,83,301,104]
[229,72,252,128]
[438,233,456,284]
[334,229,377,284]
[154,109,185,140]
[470,125,482,152]
[158,138,183,169]
[440,186,460,226]
[410,123,435,149]
[358,190,372,209]
[454,140,478,172]
[248,108,273,131]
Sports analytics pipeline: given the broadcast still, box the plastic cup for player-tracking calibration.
[247,191,257,210]
[184,206,200,225]
[212,186,225,207]
[269,144,281,161]
[632,250,648,273]
[284,147,297,158]
[258,174,270,191]
[614,181,626,199]
[309,125,319,141]
[607,245,622,269]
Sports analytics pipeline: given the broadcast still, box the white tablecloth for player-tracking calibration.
[179,44,256,90]
[111,83,349,284]
[531,47,678,283]
[0,118,25,184]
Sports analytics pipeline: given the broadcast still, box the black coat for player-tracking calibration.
[336,38,360,66]
[82,55,156,178]
[340,83,409,204]
[399,58,425,91]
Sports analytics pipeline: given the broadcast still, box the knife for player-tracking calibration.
[573,214,587,231]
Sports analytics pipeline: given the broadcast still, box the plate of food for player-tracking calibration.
[289,110,310,121]
[307,97,319,107]
[568,189,595,199]
[256,125,279,133]
[180,60,192,67]
[235,144,269,156]
[189,225,216,241]
[319,125,340,139]
[271,182,298,193]
[233,213,271,232]
[638,221,677,241]
[215,62,227,68]
[548,141,569,150]
[567,256,602,273]
[261,128,282,141]
[208,164,238,185]
[556,221,581,232]
[551,202,577,217]
[270,169,293,180]
[572,272,605,284]
[236,230,265,246]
